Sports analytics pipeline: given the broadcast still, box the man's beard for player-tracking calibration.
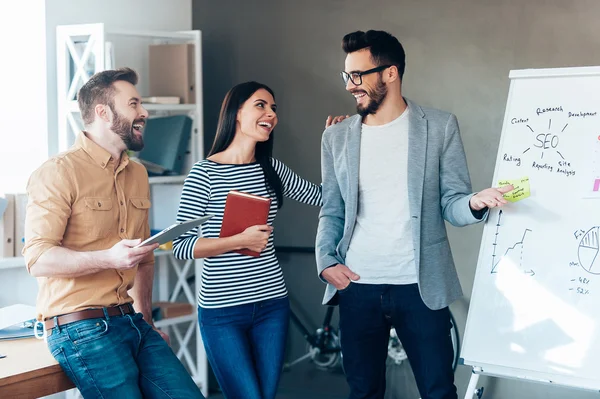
[355,76,388,117]
[109,104,144,152]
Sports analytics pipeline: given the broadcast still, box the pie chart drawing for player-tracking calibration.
[578,227,600,274]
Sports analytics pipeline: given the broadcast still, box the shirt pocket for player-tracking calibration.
[84,197,115,238]
[128,197,151,236]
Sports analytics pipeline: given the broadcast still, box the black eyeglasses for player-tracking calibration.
[340,65,392,86]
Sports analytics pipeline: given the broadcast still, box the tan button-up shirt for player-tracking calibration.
[23,132,153,320]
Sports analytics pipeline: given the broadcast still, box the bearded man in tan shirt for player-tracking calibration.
[23,67,204,398]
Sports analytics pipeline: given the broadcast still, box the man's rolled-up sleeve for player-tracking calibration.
[23,160,73,272]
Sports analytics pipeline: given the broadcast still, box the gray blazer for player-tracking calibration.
[316,98,487,310]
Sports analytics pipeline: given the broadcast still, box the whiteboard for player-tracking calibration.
[461,66,600,391]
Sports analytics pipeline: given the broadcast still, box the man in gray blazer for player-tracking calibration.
[316,30,512,399]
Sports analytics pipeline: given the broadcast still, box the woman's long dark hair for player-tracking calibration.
[208,81,284,208]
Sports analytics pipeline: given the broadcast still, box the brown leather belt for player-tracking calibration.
[44,303,135,331]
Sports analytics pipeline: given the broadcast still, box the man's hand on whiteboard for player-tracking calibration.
[469,185,515,211]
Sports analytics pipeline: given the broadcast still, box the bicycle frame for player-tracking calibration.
[289,306,338,355]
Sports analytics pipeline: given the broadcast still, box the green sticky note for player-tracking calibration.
[498,176,530,202]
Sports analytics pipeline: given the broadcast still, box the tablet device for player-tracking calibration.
[136,215,214,247]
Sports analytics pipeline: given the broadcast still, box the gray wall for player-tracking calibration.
[193,1,600,398]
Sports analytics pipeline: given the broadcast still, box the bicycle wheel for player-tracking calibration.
[387,327,408,366]
[387,310,461,371]
[307,328,341,370]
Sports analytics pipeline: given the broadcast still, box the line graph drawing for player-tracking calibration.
[491,210,534,275]
[490,210,503,271]
[578,227,600,275]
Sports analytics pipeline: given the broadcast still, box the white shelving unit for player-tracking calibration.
[0,256,26,270]
[56,23,203,161]
[148,175,187,185]
[55,23,208,396]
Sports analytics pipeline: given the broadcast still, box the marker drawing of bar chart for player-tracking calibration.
[583,134,600,199]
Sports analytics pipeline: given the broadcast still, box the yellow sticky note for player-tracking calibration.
[498,176,530,202]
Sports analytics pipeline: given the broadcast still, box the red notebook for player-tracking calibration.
[219,190,272,257]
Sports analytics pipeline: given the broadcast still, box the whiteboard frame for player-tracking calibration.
[509,65,600,79]
[463,363,600,395]
[461,65,600,398]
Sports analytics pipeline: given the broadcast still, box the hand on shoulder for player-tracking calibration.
[325,115,350,129]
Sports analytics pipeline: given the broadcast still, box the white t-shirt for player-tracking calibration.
[345,109,418,285]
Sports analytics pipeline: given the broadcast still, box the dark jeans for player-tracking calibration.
[338,283,456,399]
[46,311,204,399]
[198,296,290,399]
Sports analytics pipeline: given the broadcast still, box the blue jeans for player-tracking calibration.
[46,310,204,398]
[338,283,456,399]
[198,296,290,399]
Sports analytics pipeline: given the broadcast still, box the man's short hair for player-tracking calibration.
[77,67,139,125]
[342,30,406,80]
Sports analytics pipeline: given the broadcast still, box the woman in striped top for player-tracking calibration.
[173,81,322,399]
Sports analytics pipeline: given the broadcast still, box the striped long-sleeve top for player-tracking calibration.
[172,158,322,308]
